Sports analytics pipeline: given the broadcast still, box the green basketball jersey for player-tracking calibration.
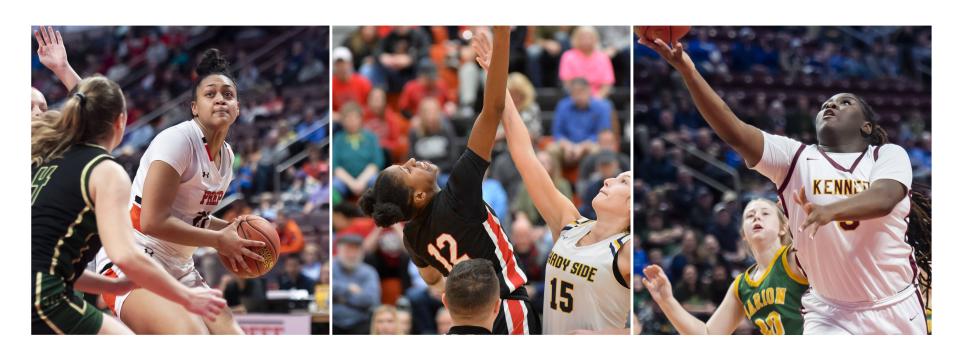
[734,244,808,335]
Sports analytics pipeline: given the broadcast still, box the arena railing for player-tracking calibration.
[660,134,742,208]
[123,26,310,137]
[273,117,330,196]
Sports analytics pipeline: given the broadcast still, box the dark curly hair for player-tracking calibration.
[193,48,235,100]
[358,172,415,227]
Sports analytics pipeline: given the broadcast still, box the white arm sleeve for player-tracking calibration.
[750,131,803,186]
[870,144,912,189]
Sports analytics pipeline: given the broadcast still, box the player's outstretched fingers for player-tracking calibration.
[241,246,265,262]
[34,30,45,47]
[39,26,51,46]
[640,277,655,291]
[235,254,252,273]
[227,256,239,273]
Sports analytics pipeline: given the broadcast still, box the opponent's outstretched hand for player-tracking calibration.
[34,26,80,90]
[641,264,673,303]
[471,30,492,71]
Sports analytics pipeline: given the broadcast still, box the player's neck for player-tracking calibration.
[585,216,627,245]
[411,189,439,219]
[748,241,780,273]
[451,316,495,331]
[194,118,228,161]
[818,140,867,154]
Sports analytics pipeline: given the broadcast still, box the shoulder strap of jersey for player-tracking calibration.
[732,273,744,303]
[80,153,115,209]
[779,243,809,285]
[611,233,629,289]
[560,217,592,232]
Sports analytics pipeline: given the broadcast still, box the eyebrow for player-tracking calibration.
[204,83,236,89]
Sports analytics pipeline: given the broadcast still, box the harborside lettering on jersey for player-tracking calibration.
[743,287,788,317]
[547,252,598,282]
[199,191,224,206]
[811,179,870,196]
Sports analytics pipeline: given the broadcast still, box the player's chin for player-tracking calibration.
[207,114,236,128]
[591,194,611,212]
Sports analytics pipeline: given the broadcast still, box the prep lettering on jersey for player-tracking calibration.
[547,252,597,282]
[199,190,224,206]
[811,179,870,196]
[743,287,788,317]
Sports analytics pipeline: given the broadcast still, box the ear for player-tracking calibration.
[441,293,448,309]
[493,298,501,316]
[860,121,873,136]
[191,100,198,118]
[113,113,127,142]
[414,190,426,204]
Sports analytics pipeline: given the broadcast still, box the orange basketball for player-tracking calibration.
[635,26,691,45]
[219,215,280,278]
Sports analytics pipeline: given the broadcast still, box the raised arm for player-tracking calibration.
[35,26,81,92]
[641,264,742,335]
[472,30,580,236]
[638,32,764,166]
[466,26,510,161]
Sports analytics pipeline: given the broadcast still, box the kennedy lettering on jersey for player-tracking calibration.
[812,179,870,195]
[750,131,916,304]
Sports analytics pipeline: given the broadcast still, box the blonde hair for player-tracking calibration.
[742,198,793,247]
[31,76,125,166]
[507,72,536,110]
[571,26,600,51]
[369,304,398,335]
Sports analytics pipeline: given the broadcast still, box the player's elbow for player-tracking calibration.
[108,249,138,272]
[138,213,165,237]
[877,197,900,215]
[482,100,506,119]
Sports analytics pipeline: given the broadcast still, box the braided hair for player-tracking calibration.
[855,94,931,304]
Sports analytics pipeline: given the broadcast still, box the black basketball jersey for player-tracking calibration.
[32,144,114,283]
[404,149,529,300]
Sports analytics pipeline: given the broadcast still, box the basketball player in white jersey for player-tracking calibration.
[641,34,929,334]
[95,49,266,334]
[473,32,631,334]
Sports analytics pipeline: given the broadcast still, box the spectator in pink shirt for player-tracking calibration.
[559,26,615,99]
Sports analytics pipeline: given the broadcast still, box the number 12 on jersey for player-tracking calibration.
[549,278,574,313]
[427,233,470,271]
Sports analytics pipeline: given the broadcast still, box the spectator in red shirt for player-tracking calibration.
[364,87,407,163]
[398,60,457,119]
[332,47,372,118]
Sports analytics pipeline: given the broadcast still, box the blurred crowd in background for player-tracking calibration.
[632,26,931,334]
[329,25,632,334]
[32,26,332,323]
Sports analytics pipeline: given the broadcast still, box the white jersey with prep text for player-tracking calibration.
[543,218,630,334]
[752,131,917,305]
[128,119,234,263]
